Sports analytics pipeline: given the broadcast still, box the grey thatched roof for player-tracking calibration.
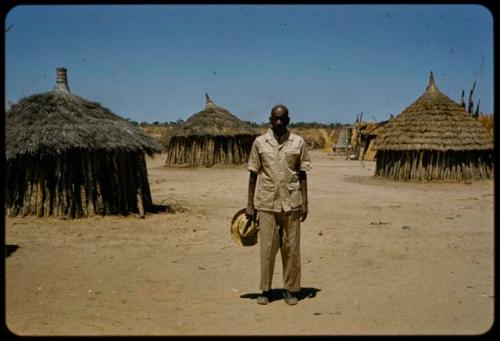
[163,94,259,140]
[375,72,493,152]
[6,68,163,160]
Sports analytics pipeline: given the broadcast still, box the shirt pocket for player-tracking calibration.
[287,182,302,208]
[259,151,275,167]
[256,184,276,207]
[285,148,301,170]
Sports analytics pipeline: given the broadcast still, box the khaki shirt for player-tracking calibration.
[247,129,311,212]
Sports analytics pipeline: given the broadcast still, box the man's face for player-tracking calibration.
[270,106,290,135]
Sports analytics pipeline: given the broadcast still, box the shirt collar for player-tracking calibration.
[265,128,293,145]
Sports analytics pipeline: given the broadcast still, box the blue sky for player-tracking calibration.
[5,4,494,124]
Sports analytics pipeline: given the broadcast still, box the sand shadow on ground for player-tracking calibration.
[5,244,20,258]
[149,204,170,213]
[149,203,188,214]
[240,287,321,303]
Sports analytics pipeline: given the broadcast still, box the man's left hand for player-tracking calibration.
[300,203,308,222]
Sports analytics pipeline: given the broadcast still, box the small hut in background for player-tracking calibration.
[5,67,163,218]
[333,125,353,154]
[355,119,389,161]
[162,94,259,167]
[374,71,493,181]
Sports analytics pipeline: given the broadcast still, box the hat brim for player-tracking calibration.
[231,208,259,246]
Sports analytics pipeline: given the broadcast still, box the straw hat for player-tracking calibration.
[230,208,259,246]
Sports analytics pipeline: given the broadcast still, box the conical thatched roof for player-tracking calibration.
[376,72,493,151]
[6,68,162,160]
[166,94,259,138]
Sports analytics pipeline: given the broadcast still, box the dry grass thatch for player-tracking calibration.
[5,68,161,218]
[162,94,259,167]
[375,73,493,152]
[289,127,331,150]
[161,94,258,143]
[6,89,162,161]
[477,114,494,138]
[374,72,493,181]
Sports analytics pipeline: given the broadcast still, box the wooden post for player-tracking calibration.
[418,151,424,181]
[434,151,440,180]
[135,153,146,218]
[126,152,139,213]
[111,154,125,215]
[27,162,37,216]
[118,152,131,214]
[67,153,76,218]
[137,189,145,218]
[84,152,96,217]
[44,175,52,217]
[61,153,70,217]
[36,165,44,217]
[80,185,87,218]
[19,159,29,216]
[139,152,153,211]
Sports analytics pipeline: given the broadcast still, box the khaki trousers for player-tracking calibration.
[258,209,301,293]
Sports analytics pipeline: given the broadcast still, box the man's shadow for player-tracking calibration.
[240,287,321,303]
[5,244,20,258]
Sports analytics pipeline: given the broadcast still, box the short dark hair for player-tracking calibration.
[270,104,289,116]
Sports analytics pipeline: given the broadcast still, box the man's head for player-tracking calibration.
[269,104,290,136]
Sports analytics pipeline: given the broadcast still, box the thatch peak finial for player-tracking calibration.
[205,93,216,109]
[54,67,70,92]
[426,71,437,92]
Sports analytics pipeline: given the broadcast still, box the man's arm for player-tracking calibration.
[298,170,308,222]
[246,171,258,223]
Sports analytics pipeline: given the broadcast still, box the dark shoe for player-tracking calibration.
[282,290,298,305]
[257,291,270,305]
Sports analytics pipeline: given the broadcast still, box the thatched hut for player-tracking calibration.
[356,120,389,161]
[5,67,163,218]
[162,94,259,167]
[374,72,493,181]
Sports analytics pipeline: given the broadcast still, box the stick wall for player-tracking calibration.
[374,150,493,181]
[165,135,255,167]
[6,149,153,218]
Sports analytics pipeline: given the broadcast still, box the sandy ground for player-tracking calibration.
[4,150,494,336]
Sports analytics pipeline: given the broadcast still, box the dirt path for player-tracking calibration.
[5,151,494,335]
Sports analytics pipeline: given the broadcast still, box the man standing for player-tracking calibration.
[246,104,311,305]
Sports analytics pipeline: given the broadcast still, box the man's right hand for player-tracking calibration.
[246,172,258,224]
[246,206,257,224]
